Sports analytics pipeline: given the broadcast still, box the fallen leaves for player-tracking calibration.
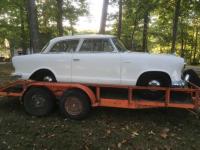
[41,133,56,139]
[117,139,127,149]
[131,131,139,138]
[160,128,170,139]
[106,129,111,135]
[148,130,156,135]
[117,142,122,148]
[160,132,168,139]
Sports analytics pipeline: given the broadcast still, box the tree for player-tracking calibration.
[0,0,88,56]
[171,0,181,53]
[99,0,109,34]
[142,10,149,52]
[141,0,159,52]
[193,27,199,63]
[37,0,88,37]
[117,0,122,39]
[27,0,40,53]
[19,1,27,54]
[56,0,64,36]
[0,0,29,56]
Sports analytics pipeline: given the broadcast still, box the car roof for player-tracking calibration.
[50,34,116,43]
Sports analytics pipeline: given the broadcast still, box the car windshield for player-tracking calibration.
[112,38,127,52]
[41,42,49,53]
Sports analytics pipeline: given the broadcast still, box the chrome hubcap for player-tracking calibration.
[148,80,161,86]
[43,76,53,82]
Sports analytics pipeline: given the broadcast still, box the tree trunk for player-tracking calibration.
[193,27,199,64]
[131,24,137,50]
[19,6,26,54]
[142,11,149,52]
[27,0,40,53]
[190,28,195,64]
[56,0,64,36]
[69,20,74,35]
[99,0,109,34]
[171,0,181,53]
[131,6,140,50]
[180,26,184,57]
[117,0,122,39]
[42,4,48,29]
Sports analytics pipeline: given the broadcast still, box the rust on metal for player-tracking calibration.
[64,96,83,115]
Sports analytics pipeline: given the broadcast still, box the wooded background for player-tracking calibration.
[0,0,199,64]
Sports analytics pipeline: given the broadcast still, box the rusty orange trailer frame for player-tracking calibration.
[0,80,200,110]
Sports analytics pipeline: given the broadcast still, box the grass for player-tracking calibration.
[0,63,200,150]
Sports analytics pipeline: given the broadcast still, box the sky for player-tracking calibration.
[75,0,103,32]
[74,0,117,33]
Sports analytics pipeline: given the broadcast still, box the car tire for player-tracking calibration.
[23,87,55,116]
[137,74,170,100]
[59,90,91,120]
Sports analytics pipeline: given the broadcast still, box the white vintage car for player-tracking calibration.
[12,34,185,88]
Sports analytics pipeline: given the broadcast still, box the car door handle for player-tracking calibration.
[123,61,131,63]
[73,58,80,61]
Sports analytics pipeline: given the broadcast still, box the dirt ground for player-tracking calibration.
[0,63,200,150]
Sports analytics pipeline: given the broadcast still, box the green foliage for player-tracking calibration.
[0,0,88,54]
[110,0,200,64]
[36,0,88,46]
[0,0,199,64]
[0,0,29,55]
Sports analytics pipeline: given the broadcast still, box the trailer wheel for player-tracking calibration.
[59,90,91,120]
[23,87,55,116]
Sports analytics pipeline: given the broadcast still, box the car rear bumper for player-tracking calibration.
[11,72,29,80]
[11,72,23,80]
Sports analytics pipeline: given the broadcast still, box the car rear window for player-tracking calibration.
[50,40,79,53]
[79,39,114,52]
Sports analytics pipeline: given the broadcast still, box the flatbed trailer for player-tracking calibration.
[0,80,200,119]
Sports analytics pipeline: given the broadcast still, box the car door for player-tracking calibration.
[71,38,121,85]
[43,39,79,82]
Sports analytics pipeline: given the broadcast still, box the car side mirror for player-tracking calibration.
[184,74,190,82]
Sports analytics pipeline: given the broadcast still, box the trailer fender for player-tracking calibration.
[68,85,97,105]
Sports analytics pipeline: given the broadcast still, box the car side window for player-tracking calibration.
[50,40,79,53]
[79,39,114,52]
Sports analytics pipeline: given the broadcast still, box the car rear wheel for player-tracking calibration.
[30,70,56,82]
[137,73,171,100]
[42,75,56,82]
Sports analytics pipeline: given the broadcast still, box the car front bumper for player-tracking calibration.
[172,80,186,87]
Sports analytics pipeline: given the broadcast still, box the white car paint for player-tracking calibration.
[12,34,185,86]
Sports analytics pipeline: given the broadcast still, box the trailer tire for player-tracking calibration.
[59,90,91,120]
[23,87,55,116]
